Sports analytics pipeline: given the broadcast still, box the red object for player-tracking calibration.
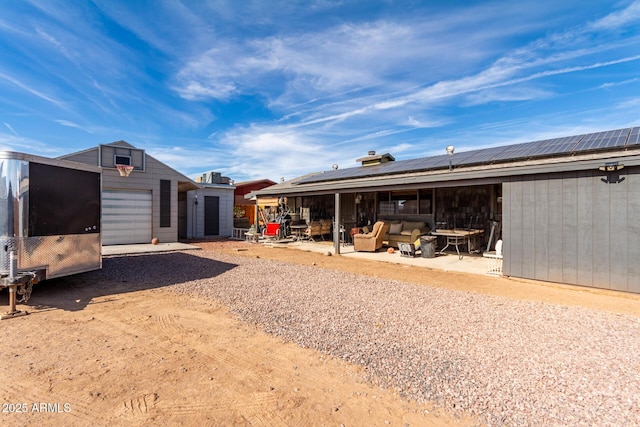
[264,223,281,238]
[387,247,395,254]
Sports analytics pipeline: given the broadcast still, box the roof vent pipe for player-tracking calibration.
[368,150,376,156]
[332,164,339,170]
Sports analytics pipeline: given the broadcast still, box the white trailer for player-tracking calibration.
[0,152,102,319]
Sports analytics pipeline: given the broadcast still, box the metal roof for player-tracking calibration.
[297,126,640,185]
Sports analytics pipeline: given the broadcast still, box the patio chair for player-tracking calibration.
[263,222,281,240]
[319,219,332,240]
[304,221,323,242]
[353,221,389,252]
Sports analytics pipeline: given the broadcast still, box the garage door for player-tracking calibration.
[102,190,152,245]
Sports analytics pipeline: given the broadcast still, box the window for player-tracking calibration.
[392,191,417,215]
[160,180,171,227]
[114,155,132,166]
[419,189,432,214]
[377,191,420,215]
[378,192,393,215]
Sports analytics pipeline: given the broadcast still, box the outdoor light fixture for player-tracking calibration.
[599,161,625,184]
[446,145,455,171]
[598,161,624,172]
[192,194,199,237]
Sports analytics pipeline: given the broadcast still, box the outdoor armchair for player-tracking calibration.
[353,221,389,252]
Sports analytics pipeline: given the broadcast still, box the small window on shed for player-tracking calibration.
[160,179,171,227]
[114,155,132,166]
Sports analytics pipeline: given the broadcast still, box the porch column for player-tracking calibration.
[254,198,259,227]
[333,192,341,254]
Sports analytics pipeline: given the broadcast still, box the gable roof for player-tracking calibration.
[59,140,199,191]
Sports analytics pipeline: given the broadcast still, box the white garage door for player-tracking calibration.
[102,190,152,245]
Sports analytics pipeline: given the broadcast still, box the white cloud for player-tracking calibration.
[599,77,640,89]
[172,11,512,104]
[0,72,66,109]
[464,87,554,106]
[0,132,58,155]
[55,119,86,130]
[3,122,18,136]
[589,0,640,30]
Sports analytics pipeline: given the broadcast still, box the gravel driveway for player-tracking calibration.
[107,250,640,426]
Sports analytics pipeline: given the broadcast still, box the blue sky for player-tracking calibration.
[1,1,639,182]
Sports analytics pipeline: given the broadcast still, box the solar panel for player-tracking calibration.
[526,135,582,157]
[295,126,637,185]
[487,140,542,162]
[398,157,436,171]
[572,128,629,152]
[628,127,640,146]
[451,147,496,165]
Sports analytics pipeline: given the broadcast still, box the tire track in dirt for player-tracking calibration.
[119,393,159,417]
[154,391,285,424]
[85,307,284,420]
[155,313,193,337]
[140,304,381,423]
[102,315,266,385]
[33,306,286,425]
[110,302,357,424]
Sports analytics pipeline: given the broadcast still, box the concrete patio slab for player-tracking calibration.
[102,242,201,256]
[263,239,492,276]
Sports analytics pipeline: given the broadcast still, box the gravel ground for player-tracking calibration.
[102,251,640,426]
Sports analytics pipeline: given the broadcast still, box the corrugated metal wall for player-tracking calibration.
[503,167,640,293]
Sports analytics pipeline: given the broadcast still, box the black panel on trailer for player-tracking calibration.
[28,162,101,236]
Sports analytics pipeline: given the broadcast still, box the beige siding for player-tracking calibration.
[62,149,99,166]
[61,145,198,244]
[186,187,235,238]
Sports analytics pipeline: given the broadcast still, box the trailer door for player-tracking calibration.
[102,189,152,245]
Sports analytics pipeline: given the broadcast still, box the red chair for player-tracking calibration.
[263,223,281,240]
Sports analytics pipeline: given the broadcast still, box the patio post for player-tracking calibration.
[333,192,341,254]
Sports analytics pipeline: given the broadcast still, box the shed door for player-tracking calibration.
[102,190,152,245]
[204,196,220,235]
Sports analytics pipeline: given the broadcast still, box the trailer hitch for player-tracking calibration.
[1,250,37,320]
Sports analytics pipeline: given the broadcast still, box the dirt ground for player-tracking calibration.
[1,240,639,426]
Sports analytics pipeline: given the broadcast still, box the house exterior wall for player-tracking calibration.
[234,180,275,226]
[186,186,234,238]
[61,145,195,244]
[234,180,275,204]
[502,166,640,293]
